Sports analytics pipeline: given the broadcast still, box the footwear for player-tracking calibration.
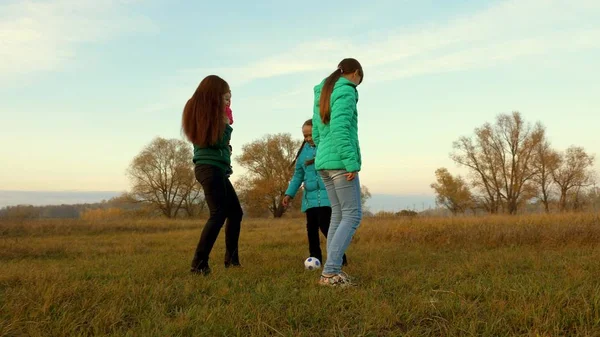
[224,250,240,268]
[339,271,352,281]
[318,272,356,287]
[190,266,211,276]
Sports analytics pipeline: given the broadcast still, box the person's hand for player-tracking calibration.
[282,195,292,207]
[345,172,357,181]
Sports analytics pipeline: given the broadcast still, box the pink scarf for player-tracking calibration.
[226,106,234,125]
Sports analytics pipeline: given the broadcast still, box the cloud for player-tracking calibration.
[180,40,345,86]
[187,0,600,85]
[0,0,155,77]
[378,28,600,80]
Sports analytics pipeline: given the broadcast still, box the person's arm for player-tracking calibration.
[313,91,322,146]
[285,156,305,198]
[330,87,360,173]
[312,115,321,147]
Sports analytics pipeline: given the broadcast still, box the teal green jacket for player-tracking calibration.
[192,124,233,174]
[312,77,361,172]
[285,142,330,212]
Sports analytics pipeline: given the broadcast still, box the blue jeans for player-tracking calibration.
[318,170,362,275]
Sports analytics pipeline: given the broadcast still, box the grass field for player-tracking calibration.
[1,213,600,336]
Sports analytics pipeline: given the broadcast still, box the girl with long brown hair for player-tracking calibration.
[182,75,243,275]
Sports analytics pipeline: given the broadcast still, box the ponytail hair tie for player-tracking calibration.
[338,66,343,73]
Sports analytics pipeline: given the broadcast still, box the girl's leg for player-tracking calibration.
[191,165,229,274]
[317,207,347,266]
[321,171,362,276]
[223,178,243,267]
[305,207,323,262]
[319,170,341,274]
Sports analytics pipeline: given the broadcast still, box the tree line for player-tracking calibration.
[126,134,371,219]
[0,194,144,220]
[1,134,371,220]
[123,134,309,219]
[3,112,596,220]
[431,112,598,215]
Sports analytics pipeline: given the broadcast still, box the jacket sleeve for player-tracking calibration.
[330,87,360,172]
[285,152,305,198]
[312,113,321,147]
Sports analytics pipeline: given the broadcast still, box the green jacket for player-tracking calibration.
[192,124,233,174]
[285,142,330,212]
[312,77,361,172]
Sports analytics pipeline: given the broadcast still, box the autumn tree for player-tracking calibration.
[430,167,473,215]
[451,112,544,214]
[552,146,595,211]
[235,133,301,218]
[531,140,560,213]
[127,137,202,218]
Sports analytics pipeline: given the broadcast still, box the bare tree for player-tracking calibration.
[452,132,502,214]
[430,167,473,215]
[235,133,301,218]
[531,140,560,213]
[451,112,544,214]
[127,137,197,218]
[552,146,595,211]
[181,176,206,217]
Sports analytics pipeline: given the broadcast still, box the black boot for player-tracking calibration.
[224,250,241,268]
[191,257,211,276]
[190,266,211,275]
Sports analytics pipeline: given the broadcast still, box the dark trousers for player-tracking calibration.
[305,207,347,266]
[191,164,243,269]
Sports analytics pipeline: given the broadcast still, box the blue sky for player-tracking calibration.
[1,0,599,198]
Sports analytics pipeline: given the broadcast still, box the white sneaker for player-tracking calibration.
[318,272,356,287]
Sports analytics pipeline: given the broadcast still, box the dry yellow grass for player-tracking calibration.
[1,213,600,336]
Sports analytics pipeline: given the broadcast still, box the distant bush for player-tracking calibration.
[374,211,396,218]
[396,210,418,217]
[80,208,125,221]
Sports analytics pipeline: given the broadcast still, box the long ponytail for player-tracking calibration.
[319,58,363,124]
[291,140,307,168]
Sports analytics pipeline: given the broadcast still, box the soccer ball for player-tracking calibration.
[304,257,321,270]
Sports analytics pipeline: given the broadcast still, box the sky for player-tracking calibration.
[1,0,599,202]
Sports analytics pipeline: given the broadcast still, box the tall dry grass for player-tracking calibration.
[1,213,599,336]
